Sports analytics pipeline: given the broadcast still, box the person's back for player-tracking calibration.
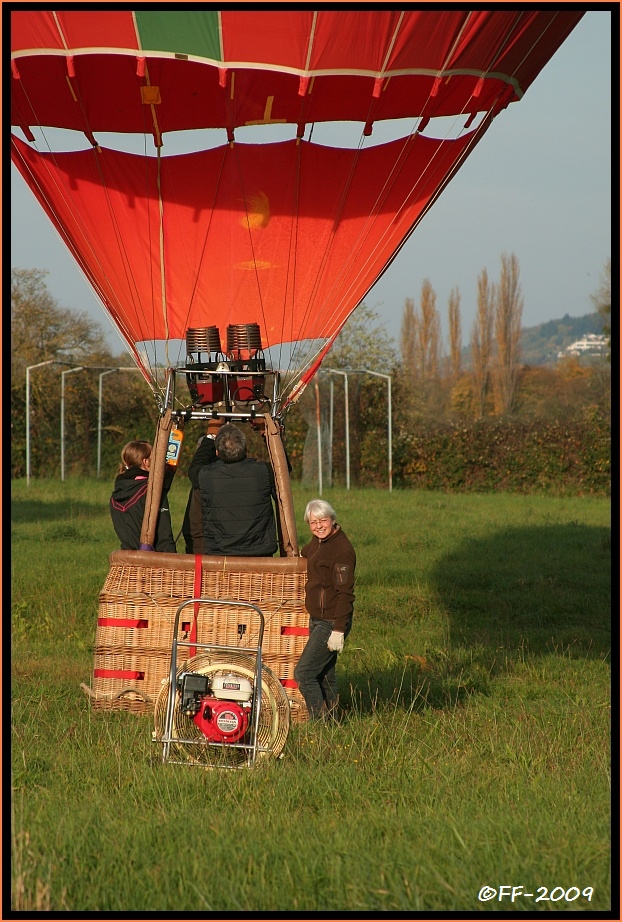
[184,434,218,554]
[110,440,176,553]
[198,423,277,557]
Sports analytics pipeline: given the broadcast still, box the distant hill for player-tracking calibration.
[460,312,606,368]
[520,312,606,365]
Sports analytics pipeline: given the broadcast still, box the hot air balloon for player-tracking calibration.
[12,11,584,732]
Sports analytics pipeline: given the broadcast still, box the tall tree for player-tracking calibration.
[448,287,462,380]
[328,301,397,372]
[590,257,611,361]
[400,297,417,372]
[470,268,495,417]
[414,278,441,380]
[398,296,425,424]
[493,252,524,415]
[587,257,612,415]
[10,268,155,478]
[11,268,109,385]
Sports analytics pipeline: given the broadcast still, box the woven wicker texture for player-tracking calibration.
[153,651,290,768]
[89,552,310,721]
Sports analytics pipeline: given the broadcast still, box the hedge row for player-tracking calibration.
[362,411,611,496]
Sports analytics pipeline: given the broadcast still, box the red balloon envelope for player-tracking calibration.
[11,10,584,411]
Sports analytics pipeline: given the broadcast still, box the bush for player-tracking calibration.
[393,411,610,495]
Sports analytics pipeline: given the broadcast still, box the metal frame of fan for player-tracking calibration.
[154,598,290,769]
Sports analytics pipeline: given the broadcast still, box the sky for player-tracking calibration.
[10,11,612,356]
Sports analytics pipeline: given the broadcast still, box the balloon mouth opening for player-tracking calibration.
[16,113,487,156]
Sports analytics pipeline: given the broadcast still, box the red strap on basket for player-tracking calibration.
[189,554,202,657]
[97,618,148,628]
[94,669,145,680]
[280,679,298,688]
[281,626,309,636]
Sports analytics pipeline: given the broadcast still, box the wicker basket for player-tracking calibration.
[87,550,310,721]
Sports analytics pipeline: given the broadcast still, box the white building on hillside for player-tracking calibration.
[557,334,607,359]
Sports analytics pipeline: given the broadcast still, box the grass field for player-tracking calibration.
[11,477,611,913]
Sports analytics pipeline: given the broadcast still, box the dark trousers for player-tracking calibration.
[294,617,351,719]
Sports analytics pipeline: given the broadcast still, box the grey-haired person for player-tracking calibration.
[192,423,278,557]
[294,499,356,720]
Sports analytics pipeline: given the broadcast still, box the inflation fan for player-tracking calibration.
[153,598,290,769]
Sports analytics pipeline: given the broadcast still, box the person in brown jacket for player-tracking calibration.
[294,499,356,720]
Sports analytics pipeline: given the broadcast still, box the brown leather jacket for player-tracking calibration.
[301,525,356,633]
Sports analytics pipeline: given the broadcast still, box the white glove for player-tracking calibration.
[327,631,344,653]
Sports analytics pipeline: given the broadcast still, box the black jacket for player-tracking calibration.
[197,457,277,557]
[110,464,176,552]
[184,436,218,554]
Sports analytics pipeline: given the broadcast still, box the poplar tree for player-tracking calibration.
[493,252,524,415]
[591,257,611,361]
[448,287,462,380]
[400,297,417,372]
[470,269,495,417]
[414,278,441,380]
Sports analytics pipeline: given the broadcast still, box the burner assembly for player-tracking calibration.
[185,323,271,414]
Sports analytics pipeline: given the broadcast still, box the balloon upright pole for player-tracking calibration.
[140,406,173,551]
[263,414,298,557]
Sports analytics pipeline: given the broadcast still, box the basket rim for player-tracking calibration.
[109,549,307,575]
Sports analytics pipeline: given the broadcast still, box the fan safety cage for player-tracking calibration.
[154,651,290,769]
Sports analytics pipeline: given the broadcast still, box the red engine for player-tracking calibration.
[193,697,249,743]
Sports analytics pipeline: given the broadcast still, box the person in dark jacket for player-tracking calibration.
[110,440,176,553]
[191,423,277,557]
[182,434,217,554]
[294,499,356,720]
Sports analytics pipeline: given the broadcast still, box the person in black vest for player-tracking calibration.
[190,423,277,557]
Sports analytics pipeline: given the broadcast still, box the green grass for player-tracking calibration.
[11,477,611,912]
